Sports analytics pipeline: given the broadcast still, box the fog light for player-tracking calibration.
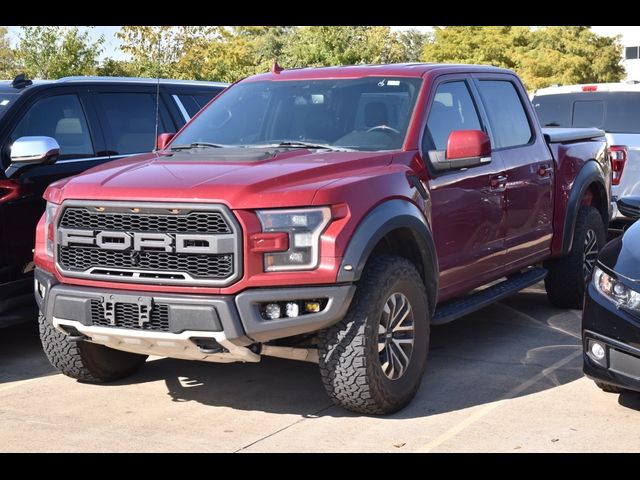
[591,342,606,360]
[264,303,281,320]
[305,301,321,313]
[285,302,299,318]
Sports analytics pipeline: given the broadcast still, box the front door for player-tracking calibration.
[423,77,508,302]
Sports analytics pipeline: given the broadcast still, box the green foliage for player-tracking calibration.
[95,58,136,77]
[0,26,18,79]
[422,26,624,90]
[16,26,104,79]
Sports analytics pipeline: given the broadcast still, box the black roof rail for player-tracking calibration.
[10,73,33,89]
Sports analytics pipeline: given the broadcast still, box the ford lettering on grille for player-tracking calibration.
[55,202,242,286]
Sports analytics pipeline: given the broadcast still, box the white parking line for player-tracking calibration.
[415,349,581,452]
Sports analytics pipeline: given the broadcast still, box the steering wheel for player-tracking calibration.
[367,125,400,134]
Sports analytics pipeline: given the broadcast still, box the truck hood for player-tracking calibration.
[50,148,394,209]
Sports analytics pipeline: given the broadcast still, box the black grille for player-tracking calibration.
[59,246,233,279]
[90,300,170,331]
[60,208,231,234]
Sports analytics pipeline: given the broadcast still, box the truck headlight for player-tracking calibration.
[256,207,331,271]
[593,266,640,311]
[44,201,59,257]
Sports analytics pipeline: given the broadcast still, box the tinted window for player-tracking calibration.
[173,78,423,152]
[426,81,482,150]
[11,94,94,159]
[0,93,18,121]
[176,94,201,118]
[478,80,532,149]
[194,92,219,107]
[97,93,166,155]
[573,101,604,127]
[533,92,640,133]
[626,46,639,59]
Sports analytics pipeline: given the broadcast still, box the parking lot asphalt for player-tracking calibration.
[2,282,639,453]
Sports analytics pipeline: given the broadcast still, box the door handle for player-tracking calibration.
[490,174,507,190]
[537,163,552,178]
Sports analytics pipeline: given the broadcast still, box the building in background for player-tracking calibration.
[592,26,640,81]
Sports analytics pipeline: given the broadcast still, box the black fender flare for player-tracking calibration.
[561,160,608,256]
[337,199,438,316]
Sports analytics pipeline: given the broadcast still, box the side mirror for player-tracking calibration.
[6,136,60,178]
[429,130,492,172]
[157,133,175,150]
[617,196,640,220]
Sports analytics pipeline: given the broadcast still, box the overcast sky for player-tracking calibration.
[6,26,639,61]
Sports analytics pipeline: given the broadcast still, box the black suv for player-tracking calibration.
[0,75,227,327]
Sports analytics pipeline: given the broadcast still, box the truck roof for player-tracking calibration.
[245,63,516,81]
[534,81,640,96]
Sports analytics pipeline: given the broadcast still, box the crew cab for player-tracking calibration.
[0,75,226,326]
[34,64,610,414]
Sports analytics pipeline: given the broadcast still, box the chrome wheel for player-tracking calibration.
[378,292,415,380]
[583,228,599,281]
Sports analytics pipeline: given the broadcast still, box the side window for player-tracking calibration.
[426,81,482,151]
[11,94,94,160]
[176,94,201,118]
[194,92,220,108]
[477,80,532,149]
[97,93,166,155]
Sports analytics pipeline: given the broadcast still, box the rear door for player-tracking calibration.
[474,74,554,268]
[168,87,225,124]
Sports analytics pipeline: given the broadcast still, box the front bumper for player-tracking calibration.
[35,268,355,363]
[582,282,640,392]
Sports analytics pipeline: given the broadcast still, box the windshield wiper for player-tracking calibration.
[170,142,227,150]
[247,141,354,152]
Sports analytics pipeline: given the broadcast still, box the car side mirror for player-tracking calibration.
[617,196,640,220]
[6,136,60,178]
[429,130,492,172]
[157,133,175,150]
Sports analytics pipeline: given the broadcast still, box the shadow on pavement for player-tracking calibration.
[103,286,585,418]
[0,320,56,384]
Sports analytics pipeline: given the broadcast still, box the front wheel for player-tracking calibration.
[545,206,605,309]
[318,256,430,414]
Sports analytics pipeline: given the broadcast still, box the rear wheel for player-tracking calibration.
[545,206,605,309]
[39,313,147,382]
[318,256,429,414]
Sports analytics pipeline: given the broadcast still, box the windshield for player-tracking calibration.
[172,77,423,151]
[532,92,640,134]
[0,93,18,121]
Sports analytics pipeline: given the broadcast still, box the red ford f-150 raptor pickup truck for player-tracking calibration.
[33,64,611,414]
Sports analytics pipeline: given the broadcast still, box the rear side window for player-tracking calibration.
[11,94,94,159]
[176,94,201,118]
[533,92,640,133]
[426,81,482,151]
[194,92,220,108]
[97,93,166,155]
[477,80,532,149]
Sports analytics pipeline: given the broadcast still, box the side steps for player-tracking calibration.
[432,267,547,325]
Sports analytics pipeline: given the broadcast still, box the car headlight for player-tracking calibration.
[44,201,59,257]
[256,207,331,271]
[593,266,640,311]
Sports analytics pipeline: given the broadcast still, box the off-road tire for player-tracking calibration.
[594,380,630,394]
[318,256,429,414]
[545,206,605,309]
[39,313,147,382]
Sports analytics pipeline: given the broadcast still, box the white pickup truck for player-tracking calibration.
[532,82,640,223]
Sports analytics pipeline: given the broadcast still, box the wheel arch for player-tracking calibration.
[561,160,609,256]
[337,199,438,316]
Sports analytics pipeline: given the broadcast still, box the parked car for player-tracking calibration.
[0,75,227,327]
[34,64,610,414]
[531,82,640,224]
[583,195,640,395]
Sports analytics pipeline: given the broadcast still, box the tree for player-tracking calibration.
[16,26,104,79]
[96,58,136,77]
[0,26,18,79]
[397,29,432,63]
[421,26,624,90]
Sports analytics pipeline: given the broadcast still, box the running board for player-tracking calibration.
[432,268,547,325]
